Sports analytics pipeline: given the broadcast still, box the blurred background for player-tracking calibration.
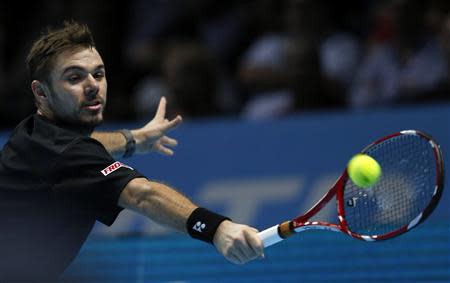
[1,0,450,125]
[0,0,449,282]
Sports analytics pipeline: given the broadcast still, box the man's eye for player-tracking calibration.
[94,72,105,80]
[68,75,80,83]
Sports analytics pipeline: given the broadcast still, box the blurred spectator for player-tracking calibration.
[319,1,366,99]
[348,0,449,109]
[237,0,290,119]
[133,41,222,120]
[416,3,450,102]
[124,0,189,76]
[238,0,358,119]
[125,0,253,72]
[164,42,220,117]
[320,34,361,89]
[126,0,254,119]
[132,77,172,120]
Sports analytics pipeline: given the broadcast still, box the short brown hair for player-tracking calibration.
[26,20,95,82]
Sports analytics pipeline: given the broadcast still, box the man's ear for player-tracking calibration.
[31,80,49,98]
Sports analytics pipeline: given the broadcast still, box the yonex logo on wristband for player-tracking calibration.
[192,221,206,232]
[101,161,133,176]
[186,208,230,243]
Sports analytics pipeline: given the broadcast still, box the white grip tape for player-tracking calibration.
[258,225,284,247]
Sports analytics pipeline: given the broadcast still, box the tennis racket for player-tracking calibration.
[258,130,444,247]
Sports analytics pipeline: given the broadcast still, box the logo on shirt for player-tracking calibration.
[101,161,133,176]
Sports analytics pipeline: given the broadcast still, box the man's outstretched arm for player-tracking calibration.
[92,97,182,158]
[118,178,265,264]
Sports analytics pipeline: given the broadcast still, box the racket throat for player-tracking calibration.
[278,221,296,238]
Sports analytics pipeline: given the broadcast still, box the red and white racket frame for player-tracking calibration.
[258,130,444,248]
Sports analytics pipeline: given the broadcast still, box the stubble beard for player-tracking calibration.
[77,107,105,127]
[47,85,106,128]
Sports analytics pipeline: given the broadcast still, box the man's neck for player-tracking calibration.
[35,112,95,136]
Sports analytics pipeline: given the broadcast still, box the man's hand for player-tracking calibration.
[213,220,265,264]
[131,97,182,156]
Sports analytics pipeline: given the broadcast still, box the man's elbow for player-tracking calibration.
[118,178,153,213]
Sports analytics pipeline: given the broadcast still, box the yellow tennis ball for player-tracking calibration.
[347,154,382,188]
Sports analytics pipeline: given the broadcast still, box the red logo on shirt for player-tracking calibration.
[101,161,133,176]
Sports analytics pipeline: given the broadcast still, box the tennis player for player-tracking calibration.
[0,21,263,282]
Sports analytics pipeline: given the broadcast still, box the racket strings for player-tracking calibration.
[344,134,437,236]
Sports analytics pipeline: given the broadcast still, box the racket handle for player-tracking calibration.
[258,225,284,247]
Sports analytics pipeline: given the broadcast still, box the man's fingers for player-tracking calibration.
[155,143,174,156]
[161,136,178,147]
[235,241,255,263]
[214,222,265,265]
[227,253,243,265]
[162,115,182,131]
[154,96,167,119]
[228,230,265,264]
[228,246,248,264]
[234,231,263,262]
[244,229,265,259]
[158,147,174,156]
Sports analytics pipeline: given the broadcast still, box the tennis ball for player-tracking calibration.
[347,154,381,188]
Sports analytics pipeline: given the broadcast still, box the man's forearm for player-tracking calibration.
[119,178,197,233]
[118,178,265,263]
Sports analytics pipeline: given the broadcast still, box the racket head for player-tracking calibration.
[337,130,444,241]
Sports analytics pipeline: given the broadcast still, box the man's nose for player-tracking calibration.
[85,74,99,98]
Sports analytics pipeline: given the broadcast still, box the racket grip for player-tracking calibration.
[258,225,284,247]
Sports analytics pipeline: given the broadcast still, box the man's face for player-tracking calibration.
[46,47,107,126]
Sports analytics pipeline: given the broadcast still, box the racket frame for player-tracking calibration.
[258,130,444,247]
